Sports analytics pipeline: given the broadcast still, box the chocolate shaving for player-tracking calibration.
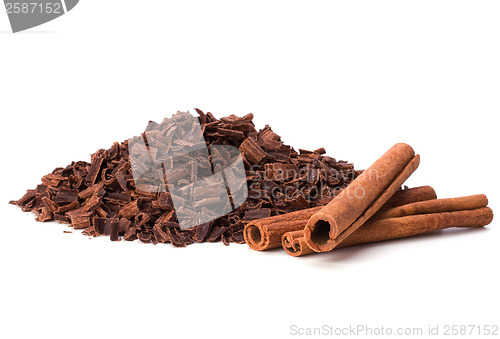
[109,218,122,241]
[119,201,140,219]
[239,137,266,164]
[86,152,104,186]
[10,109,360,246]
[41,197,59,213]
[67,211,93,229]
[153,223,170,243]
[57,201,80,214]
[244,208,271,220]
[166,227,186,247]
[53,188,78,204]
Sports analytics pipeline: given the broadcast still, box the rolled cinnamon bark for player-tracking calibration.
[379,185,436,210]
[304,143,420,252]
[338,207,493,248]
[244,185,435,251]
[282,230,315,257]
[244,207,321,251]
[283,207,493,257]
[376,194,488,219]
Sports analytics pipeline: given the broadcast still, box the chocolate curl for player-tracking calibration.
[239,137,266,164]
[304,143,420,253]
[284,207,493,257]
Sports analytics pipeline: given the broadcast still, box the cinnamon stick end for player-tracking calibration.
[304,213,339,252]
[244,222,268,251]
[282,231,315,257]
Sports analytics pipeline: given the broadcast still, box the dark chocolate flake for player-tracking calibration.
[10,109,359,247]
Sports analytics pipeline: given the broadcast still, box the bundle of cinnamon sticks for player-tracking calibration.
[244,143,494,257]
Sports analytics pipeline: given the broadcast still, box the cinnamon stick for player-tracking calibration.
[282,230,316,256]
[377,185,436,210]
[377,194,488,219]
[244,207,321,251]
[283,207,493,257]
[304,143,420,252]
[244,185,435,251]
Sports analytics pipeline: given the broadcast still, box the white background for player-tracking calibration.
[1,1,499,338]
